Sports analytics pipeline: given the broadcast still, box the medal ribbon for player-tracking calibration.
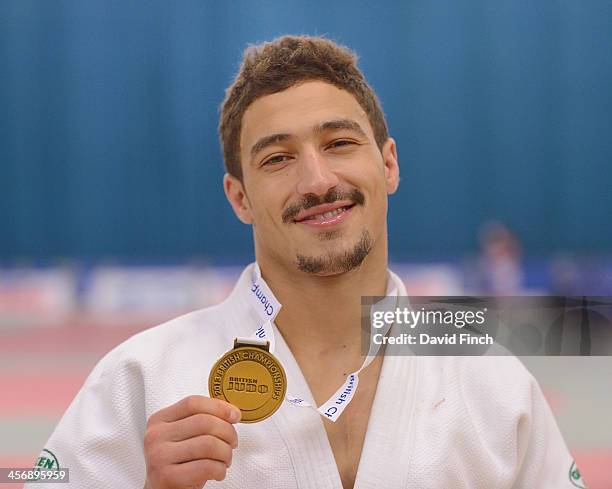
[242,263,397,422]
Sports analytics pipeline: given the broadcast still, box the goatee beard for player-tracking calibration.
[296,231,373,275]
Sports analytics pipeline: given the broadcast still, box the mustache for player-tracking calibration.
[282,188,365,224]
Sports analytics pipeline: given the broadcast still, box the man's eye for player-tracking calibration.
[263,155,291,166]
[327,139,355,149]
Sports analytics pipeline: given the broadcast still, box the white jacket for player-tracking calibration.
[25,264,585,488]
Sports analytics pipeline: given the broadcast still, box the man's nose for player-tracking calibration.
[296,148,340,196]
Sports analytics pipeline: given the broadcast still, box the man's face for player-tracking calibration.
[225,80,399,276]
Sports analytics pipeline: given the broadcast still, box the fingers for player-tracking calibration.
[163,459,228,487]
[168,413,238,448]
[151,395,241,425]
[143,395,241,488]
[171,434,234,466]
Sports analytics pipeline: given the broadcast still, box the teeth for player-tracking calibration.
[311,207,346,221]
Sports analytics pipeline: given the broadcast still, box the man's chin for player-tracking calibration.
[295,231,372,275]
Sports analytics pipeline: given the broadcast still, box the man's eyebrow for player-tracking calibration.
[314,118,367,137]
[250,133,291,159]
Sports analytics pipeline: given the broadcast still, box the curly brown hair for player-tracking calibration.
[219,35,389,180]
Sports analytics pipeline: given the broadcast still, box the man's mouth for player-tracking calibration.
[293,201,356,227]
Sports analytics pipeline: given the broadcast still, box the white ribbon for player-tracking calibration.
[242,263,397,422]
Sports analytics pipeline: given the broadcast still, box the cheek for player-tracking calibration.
[360,169,389,217]
[368,189,388,219]
[249,191,287,228]
[354,162,387,200]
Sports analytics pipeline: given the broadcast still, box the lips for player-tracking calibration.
[293,201,355,226]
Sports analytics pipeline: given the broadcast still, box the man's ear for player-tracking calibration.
[223,173,254,224]
[382,137,400,194]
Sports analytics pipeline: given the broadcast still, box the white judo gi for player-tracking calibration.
[25,264,586,489]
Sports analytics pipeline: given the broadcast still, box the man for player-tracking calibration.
[26,35,584,489]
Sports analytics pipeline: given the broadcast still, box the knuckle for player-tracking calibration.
[143,426,161,447]
[200,435,216,454]
[185,395,200,413]
[197,436,216,458]
[196,413,212,433]
[145,412,158,429]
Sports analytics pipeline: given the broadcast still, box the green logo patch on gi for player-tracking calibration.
[31,448,60,474]
[569,461,587,488]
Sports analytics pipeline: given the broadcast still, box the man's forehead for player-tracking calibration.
[240,80,371,149]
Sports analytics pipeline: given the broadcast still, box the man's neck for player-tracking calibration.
[256,246,388,364]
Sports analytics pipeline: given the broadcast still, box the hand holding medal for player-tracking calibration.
[142,395,241,489]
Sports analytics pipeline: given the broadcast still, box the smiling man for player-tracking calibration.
[26,36,584,489]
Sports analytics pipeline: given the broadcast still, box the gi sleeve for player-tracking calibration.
[512,369,588,489]
[23,345,147,488]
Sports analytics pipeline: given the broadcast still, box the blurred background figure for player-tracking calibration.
[476,221,524,294]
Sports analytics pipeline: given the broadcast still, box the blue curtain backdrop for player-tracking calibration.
[1,0,611,261]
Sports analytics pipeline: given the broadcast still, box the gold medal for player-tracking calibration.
[208,339,287,423]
